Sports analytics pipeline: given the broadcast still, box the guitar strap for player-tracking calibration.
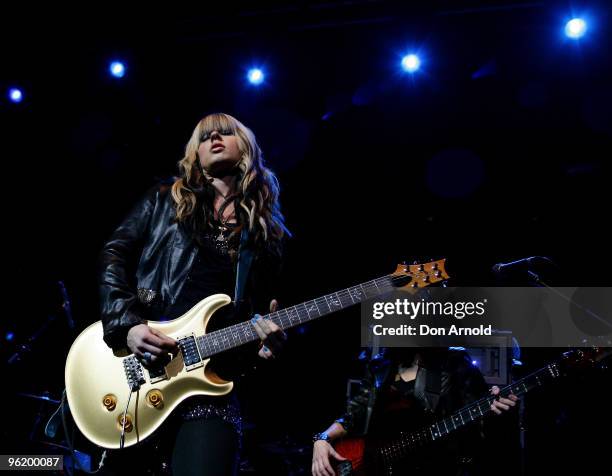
[233,227,254,308]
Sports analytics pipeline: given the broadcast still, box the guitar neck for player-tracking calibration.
[195,275,395,359]
[387,360,563,462]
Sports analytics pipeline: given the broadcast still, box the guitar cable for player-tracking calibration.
[119,384,135,449]
[55,383,135,473]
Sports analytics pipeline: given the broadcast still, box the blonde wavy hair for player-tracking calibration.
[171,113,289,255]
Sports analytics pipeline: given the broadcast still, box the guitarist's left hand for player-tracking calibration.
[252,299,287,360]
[490,386,519,415]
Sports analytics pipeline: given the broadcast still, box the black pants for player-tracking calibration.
[100,416,239,476]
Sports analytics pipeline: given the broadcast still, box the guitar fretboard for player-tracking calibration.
[382,361,562,464]
[195,275,396,358]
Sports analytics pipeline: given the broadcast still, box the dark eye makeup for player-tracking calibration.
[200,129,235,142]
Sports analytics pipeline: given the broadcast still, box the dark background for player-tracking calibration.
[1,1,610,474]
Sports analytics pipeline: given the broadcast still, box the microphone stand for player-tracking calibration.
[7,281,77,365]
[7,314,58,366]
[527,271,612,332]
[516,262,610,476]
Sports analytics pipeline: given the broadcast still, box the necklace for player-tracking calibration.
[214,201,237,249]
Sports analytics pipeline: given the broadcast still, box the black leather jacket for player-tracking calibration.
[99,179,282,350]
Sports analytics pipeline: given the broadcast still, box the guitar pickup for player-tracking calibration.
[178,334,204,371]
[147,363,168,383]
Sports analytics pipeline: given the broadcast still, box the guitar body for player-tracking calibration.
[64,260,451,449]
[335,436,405,476]
[334,437,366,475]
[65,294,234,449]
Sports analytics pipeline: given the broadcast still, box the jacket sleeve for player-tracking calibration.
[99,185,159,349]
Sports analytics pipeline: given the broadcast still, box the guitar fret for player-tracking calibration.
[298,303,310,323]
[322,295,332,313]
[331,292,343,309]
[273,310,284,328]
[338,290,353,308]
[285,307,297,326]
[347,288,355,304]
[452,415,459,429]
[350,286,363,302]
[359,283,369,299]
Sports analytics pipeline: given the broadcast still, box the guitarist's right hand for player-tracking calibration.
[312,440,347,476]
[127,324,178,366]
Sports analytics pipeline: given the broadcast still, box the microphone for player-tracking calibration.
[492,256,552,275]
[58,281,75,329]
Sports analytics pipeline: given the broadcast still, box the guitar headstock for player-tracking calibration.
[391,259,450,290]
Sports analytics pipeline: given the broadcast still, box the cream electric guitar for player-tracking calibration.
[65,260,449,449]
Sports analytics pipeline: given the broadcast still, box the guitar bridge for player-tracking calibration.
[123,355,146,390]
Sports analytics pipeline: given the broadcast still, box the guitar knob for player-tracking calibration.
[102,394,117,411]
[147,389,164,408]
[117,414,133,432]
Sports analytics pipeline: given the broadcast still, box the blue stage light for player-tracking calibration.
[109,61,126,78]
[8,88,23,103]
[247,68,264,85]
[565,18,587,39]
[401,54,421,73]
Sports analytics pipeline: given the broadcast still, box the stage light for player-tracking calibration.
[109,61,126,78]
[5,332,14,341]
[8,88,23,103]
[472,360,478,366]
[247,68,264,85]
[565,18,587,39]
[401,54,420,73]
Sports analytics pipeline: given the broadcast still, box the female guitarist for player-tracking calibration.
[311,348,518,476]
[99,112,289,475]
